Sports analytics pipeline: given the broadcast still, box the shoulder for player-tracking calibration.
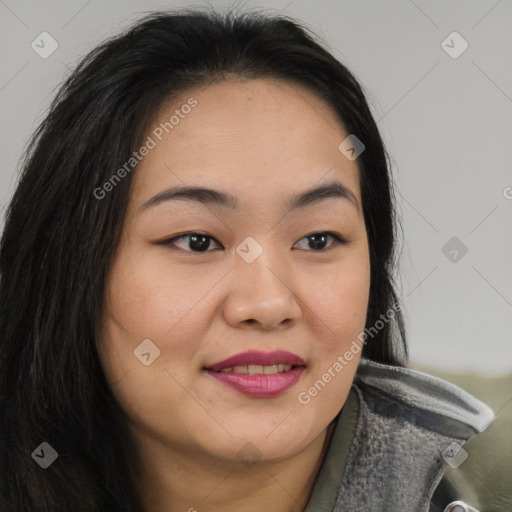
[354,360,512,512]
[354,358,494,439]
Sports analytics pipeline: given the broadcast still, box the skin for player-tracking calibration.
[97,77,371,512]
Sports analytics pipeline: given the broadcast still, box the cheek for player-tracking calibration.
[101,243,205,344]
[295,272,369,416]
[304,252,370,347]
[97,246,188,384]
[315,271,369,326]
[96,250,207,442]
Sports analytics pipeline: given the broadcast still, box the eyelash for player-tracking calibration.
[159,231,348,253]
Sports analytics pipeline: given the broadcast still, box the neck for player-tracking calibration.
[130,419,337,512]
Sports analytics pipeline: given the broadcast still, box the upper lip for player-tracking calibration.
[206,350,305,371]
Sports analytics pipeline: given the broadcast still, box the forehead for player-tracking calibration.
[129,78,362,212]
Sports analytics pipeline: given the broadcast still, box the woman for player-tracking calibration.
[0,8,496,512]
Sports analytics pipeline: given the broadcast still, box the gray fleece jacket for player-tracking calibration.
[303,358,495,512]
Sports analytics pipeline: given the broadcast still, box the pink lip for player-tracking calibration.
[205,350,305,398]
[207,367,305,398]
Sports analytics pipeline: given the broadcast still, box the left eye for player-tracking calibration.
[160,231,346,253]
[293,232,346,251]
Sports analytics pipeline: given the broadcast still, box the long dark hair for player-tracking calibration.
[0,7,407,511]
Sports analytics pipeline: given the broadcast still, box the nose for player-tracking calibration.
[222,248,302,331]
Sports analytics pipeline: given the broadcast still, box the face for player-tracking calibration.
[97,78,370,466]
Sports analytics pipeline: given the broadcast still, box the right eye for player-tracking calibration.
[159,232,223,253]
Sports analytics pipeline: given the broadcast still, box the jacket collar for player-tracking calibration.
[304,359,494,511]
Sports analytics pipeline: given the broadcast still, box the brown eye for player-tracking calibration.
[161,233,222,253]
[293,232,347,251]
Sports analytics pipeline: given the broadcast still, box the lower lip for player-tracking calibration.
[205,367,305,398]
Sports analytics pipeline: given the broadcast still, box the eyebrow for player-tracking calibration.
[139,180,360,214]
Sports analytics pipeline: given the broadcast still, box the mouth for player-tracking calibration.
[204,350,306,398]
[213,363,295,375]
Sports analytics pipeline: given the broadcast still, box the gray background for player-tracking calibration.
[1,0,511,374]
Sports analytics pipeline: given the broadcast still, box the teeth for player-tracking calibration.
[248,364,262,375]
[218,364,292,375]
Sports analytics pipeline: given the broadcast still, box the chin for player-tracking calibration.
[207,419,319,464]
